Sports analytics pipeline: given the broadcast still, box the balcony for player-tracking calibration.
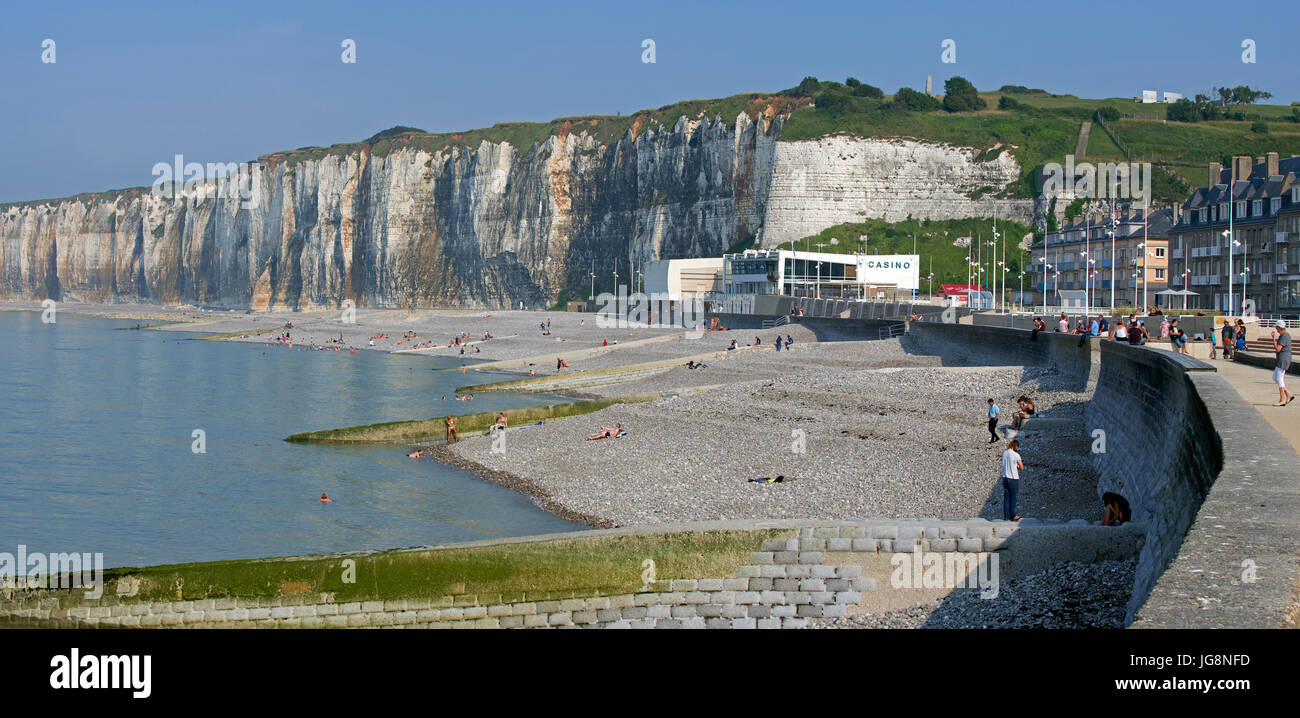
[1172,248,1184,259]
[1278,232,1291,244]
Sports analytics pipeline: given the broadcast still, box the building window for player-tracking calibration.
[1253,200,1263,216]
[1271,197,1281,214]
[1236,201,1247,218]
[1155,247,1165,257]
[1155,269,1165,279]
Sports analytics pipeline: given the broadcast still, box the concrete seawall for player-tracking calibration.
[1086,343,1222,624]
[900,321,1094,391]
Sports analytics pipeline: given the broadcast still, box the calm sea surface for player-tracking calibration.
[0,311,582,568]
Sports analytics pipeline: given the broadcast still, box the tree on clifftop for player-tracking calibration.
[942,76,986,112]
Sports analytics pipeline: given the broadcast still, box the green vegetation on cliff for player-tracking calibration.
[778,215,1037,290]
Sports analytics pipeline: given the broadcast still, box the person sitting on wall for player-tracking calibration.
[1010,395,1036,431]
[1030,317,1046,341]
[1101,492,1131,526]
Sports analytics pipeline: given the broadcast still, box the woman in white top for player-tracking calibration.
[1000,439,1024,521]
[1115,322,1128,341]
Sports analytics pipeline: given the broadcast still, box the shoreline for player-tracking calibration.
[428,444,616,529]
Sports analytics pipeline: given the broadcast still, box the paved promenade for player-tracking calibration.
[1212,357,1300,451]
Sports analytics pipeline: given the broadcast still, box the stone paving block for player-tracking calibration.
[797,552,824,564]
[684,592,710,605]
[697,579,724,591]
[799,539,827,551]
[783,618,809,629]
[771,604,796,618]
[810,592,835,604]
[620,606,648,620]
[800,578,826,592]
[524,614,549,628]
[628,620,655,629]
[500,616,524,629]
[835,591,863,605]
[747,604,771,618]
[773,578,799,591]
[871,526,899,539]
[734,591,760,605]
[827,538,853,552]
[708,591,736,605]
[761,539,788,552]
[841,525,867,539]
[850,538,875,552]
[737,566,762,578]
[749,552,775,565]
[836,564,863,578]
[787,566,813,579]
[681,618,706,629]
[722,578,749,591]
[850,578,877,591]
[361,600,384,612]
[823,604,847,618]
[488,605,512,618]
[370,613,394,627]
[731,618,757,629]
[535,601,561,614]
[984,537,1010,551]
[597,609,622,622]
[799,528,814,538]
[759,591,785,605]
[826,579,850,591]
[760,566,787,578]
[749,577,773,592]
[646,605,671,619]
[392,611,419,626]
[248,608,272,620]
[632,593,658,607]
[696,604,723,618]
[602,620,630,629]
[957,538,984,553]
[773,551,799,564]
[929,539,958,552]
[587,597,611,610]
[705,617,731,629]
[462,606,488,620]
[669,579,697,592]
[559,599,588,612]
[892,540,919,553]
[939,526,968,539]
[338,602,362,615]
[346,614,370,627]
[789,592,812,604]
[609,595,635,609]
[670,605,696,618]
[572,611,598,625]
[655,619,683,629]
[721,605,748,619]
[797,604,824,617]
[968,527,995,541]
[814,527,837,539]
[756,617,782,629]
[876,540,893,552]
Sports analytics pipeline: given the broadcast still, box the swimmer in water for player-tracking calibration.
[408,449,425,459]
[320,493,333,503]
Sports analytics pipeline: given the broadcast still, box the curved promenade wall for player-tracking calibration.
[900,321,1093,390]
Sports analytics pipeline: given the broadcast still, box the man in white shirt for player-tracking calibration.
[1000,439,1024,521]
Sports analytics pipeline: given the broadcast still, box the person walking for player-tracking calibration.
[986,399,1000,444]
[1221,319,1235,361]
[1000,439,1024,521]
[1272,321,1294,407]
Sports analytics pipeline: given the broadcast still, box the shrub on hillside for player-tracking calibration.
[796,76,820,95]
[998,95,1021,111]
[852,83,883,99]
[891,87,941,112]
[942,76,986,112]
[1095,105,1120,122]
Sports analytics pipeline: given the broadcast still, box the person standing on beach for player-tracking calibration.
[1221,319,1235,360]
[1057,314,1069,333]
[1000,439,1024,521]
[445,416,458,443]
[1271,321,1294,407]
[986,399,1000,443]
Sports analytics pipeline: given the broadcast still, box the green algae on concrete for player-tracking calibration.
[284,394,659,444]
[18,528,789,609]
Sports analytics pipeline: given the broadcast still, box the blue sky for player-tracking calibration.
[1,0,1294,202]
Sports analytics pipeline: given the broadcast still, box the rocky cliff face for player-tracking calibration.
[0,115,1033,309]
